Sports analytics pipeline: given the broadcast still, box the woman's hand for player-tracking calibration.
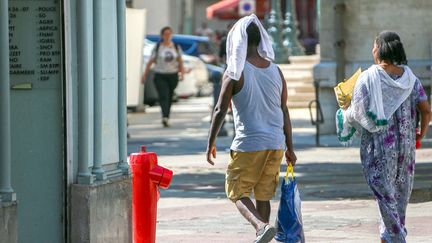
[141,72,147,84]
[417,100,431,141]
[179,67,185,81]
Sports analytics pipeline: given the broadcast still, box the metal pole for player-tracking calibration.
[267,0,289,63]
[283,0,304,56]
[117,0,130,174]
[0,0,15,202]
[92,0,106,180]
[334,0,346,85]
[77,0,95,184]
[317,0,321,35]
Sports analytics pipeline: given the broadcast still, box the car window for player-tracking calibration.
[197,42,214,55]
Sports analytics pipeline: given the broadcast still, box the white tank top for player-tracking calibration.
[230,61,286,152]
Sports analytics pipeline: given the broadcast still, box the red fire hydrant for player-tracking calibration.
[130,146,173,243]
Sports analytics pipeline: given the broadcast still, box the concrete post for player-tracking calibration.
[117,0,130,174]
[77,0,95,184]
[92,0,107,180]
[0,0,15,202]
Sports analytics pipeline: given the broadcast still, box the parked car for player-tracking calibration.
[146,34,220,65]
[142,39,209,106]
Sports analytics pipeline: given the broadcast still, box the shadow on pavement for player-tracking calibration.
[160,162,432,203]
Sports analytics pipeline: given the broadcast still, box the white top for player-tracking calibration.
[151,43,182,74]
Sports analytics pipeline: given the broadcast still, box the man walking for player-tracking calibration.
[206,15,297,243]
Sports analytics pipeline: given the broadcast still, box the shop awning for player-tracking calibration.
[206,0,239,20]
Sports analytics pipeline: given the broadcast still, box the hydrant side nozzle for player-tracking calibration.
[149,165,173,189]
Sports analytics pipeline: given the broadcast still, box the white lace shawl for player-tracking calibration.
[336,65,417,144]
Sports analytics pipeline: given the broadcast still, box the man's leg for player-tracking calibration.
[235,197,266,231]
[256,200,271,223]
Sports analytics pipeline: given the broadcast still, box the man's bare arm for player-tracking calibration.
[206,73,237,165]
[278,67,297,165]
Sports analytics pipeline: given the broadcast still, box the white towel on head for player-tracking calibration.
[225,14,274,81]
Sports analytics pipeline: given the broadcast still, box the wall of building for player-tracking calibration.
[314,0,432,134]
[193,0,233,35]
[320,0,432,62]
[131,0,232,36]
[132,0,182,34]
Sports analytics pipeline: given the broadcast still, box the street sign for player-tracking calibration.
[239,0,255,16]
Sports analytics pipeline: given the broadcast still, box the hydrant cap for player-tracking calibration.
[141,145,147,152]
[159,168,173,189]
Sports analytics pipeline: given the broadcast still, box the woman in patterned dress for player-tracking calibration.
[337,31,431,242]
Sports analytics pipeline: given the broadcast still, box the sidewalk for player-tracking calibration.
[128,97,432,243]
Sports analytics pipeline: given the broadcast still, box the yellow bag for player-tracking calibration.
[334,68,362,109]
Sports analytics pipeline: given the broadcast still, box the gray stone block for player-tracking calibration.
[71,176,132,243]
[0,202,17,243]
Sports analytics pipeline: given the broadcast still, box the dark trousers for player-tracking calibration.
[154,73,179,118]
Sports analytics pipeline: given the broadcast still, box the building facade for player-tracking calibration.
[0,0,132,242]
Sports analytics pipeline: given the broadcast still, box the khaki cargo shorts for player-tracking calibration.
[225,150,284,202]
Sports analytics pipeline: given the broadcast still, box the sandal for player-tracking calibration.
[254,224,276,243]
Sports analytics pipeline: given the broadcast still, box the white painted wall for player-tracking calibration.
[131,0,173,34]
[126,8,146,108]
[101,0,120,163]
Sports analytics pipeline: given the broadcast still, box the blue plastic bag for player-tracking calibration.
[274,164,305,243]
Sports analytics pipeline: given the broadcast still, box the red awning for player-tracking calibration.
[206,0,239,20]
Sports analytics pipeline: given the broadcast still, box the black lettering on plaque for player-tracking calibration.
[10,70,35,75]
[39,19,54,25]
[10,64,22,69]
[51,51,60,56]
[9,45,18,50]
[40,51,51,56]
[39,57,52,62]
[9,58,18,63]
[40,45,53,50]
[39,32,54,37]
[39,26,57,31]
[41,70,59,75]
[38,7,56,12]
[10,51,20,56]
[8,7,19,12]
[40,39,55,44]
[40,76,49,81]
[9,13,16,18]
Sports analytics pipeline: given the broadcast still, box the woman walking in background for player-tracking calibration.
[142,26,185,127]
[337,31,431,242]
